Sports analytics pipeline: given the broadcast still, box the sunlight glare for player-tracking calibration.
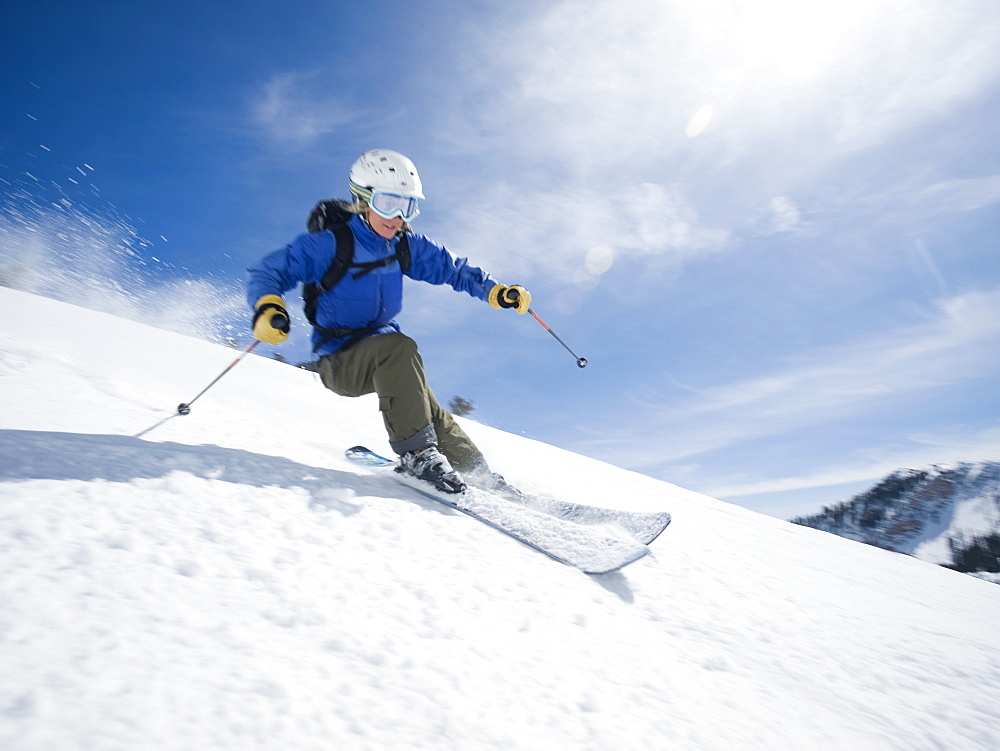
[686,105,714,138]
[725,0,877,79]
[584,246,615,276]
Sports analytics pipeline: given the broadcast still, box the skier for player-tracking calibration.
[246,149,531,494]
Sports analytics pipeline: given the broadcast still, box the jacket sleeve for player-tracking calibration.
[245,232,334,307]
[403,233,498,302]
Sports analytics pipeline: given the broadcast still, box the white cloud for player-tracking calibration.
[249,71,363,151]
[439,181,729,282]
[437,0,1000,179]
[704,424,1000,500]
[917,174,1000,215]
[422,0,1000,294]
[826,1,1000,149]
[684,287,1000,420]
[576,287,1000,467]
[769,197,801,233]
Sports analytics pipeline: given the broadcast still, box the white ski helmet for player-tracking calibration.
[349,149,425,201]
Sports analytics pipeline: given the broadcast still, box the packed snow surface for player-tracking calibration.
[1,287,999,750]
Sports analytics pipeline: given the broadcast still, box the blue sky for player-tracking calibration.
[3,0,1000,519]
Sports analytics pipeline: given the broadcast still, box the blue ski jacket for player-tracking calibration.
[246,214,498,356]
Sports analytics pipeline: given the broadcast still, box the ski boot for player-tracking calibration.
[398,445,466,494]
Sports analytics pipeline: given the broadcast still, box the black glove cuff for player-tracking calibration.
[498,287,520,308]
[253,302,288,328]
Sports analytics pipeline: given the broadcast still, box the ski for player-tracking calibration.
[345,446,671,545]
[345,446,650,575]
[493,490,670,546]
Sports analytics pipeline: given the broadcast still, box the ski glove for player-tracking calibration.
[489,284,531,314]
[252,294,290,344]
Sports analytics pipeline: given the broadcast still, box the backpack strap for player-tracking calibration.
[316,221,357,292]
[302,200,412,353]
[396,233,411,274]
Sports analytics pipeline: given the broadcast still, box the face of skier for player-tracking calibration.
[367,209,404,240]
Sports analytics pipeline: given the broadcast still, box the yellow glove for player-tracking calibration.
[489,284,531,314]
[252,294,290,344]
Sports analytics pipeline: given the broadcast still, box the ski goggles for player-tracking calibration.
[369,190,420,222]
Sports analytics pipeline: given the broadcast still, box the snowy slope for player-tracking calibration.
[2,286,999,750]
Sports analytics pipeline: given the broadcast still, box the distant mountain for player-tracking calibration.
[791,462,1000,582]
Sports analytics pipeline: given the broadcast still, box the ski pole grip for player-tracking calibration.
[271,314,289,333]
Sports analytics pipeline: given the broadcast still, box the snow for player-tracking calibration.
[913,478,1000,565]
[2,286,999,750]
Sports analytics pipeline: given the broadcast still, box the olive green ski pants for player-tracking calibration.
[317,332,484,471]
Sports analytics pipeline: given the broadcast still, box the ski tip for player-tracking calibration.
[345,445,396,468]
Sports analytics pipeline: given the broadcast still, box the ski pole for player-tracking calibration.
[177,312,288,414]
[177,340,258,415]
[176,333,269,415]
[526,306,588,369]
[507,288,587,368]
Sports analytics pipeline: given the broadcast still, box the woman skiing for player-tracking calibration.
[246,149,530,494]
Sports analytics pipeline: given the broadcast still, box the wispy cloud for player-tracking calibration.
[916,174,1000,215]
[425,0,1000,295]
[768,197,802,234]
[248,71,364,151]
[847,172,1000,228]
[440,181,730,283]
[575,286,1000,468]
[706,424,1000,500]
[440,0,1000,164]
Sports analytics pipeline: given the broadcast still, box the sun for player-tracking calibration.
[722,0,879,80]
